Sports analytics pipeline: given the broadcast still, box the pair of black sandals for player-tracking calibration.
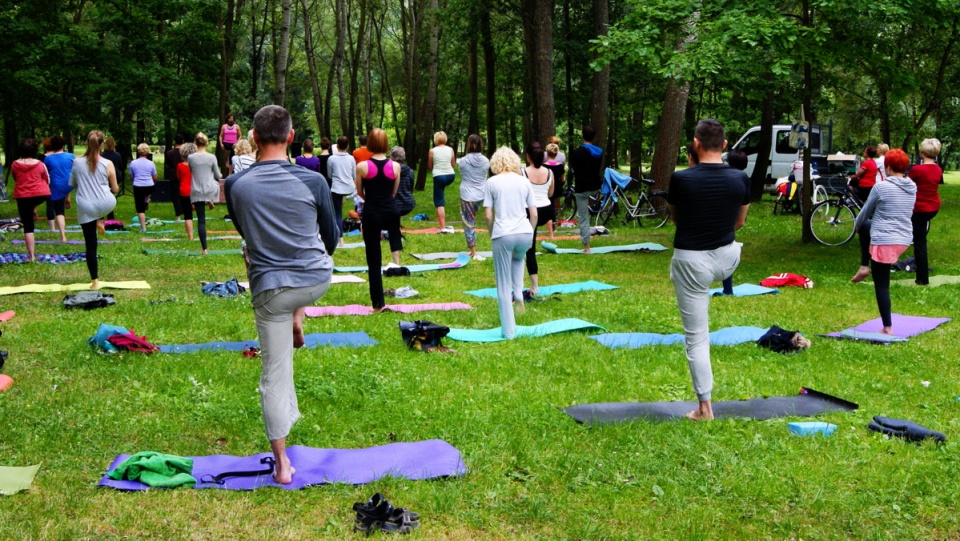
[353,493,420,535]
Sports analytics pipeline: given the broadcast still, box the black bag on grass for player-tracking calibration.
[64,291,116,310]
[757,325,810,353]
[399,320,450,352]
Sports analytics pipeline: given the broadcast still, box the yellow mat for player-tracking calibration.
[0,281,151,296]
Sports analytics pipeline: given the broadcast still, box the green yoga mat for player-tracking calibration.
[0,281,151,296]
[0,464,40,495]
[540,241,667,254]
[142,247,243,256]
[894,275,960,287]
[447,318,604,343]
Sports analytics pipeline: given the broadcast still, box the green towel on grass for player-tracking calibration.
[107,452,197,488]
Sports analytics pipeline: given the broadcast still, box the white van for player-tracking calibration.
[728,124,824,181]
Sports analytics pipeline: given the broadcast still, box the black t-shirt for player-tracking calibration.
[164,147,182,181]
[667,163,750,251]
[569,145,603,192]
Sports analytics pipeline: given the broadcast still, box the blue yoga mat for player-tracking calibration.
[158,332,377,353]
[464,280,619,299]
[99,439,466,491]
[709,284,779,297]
[447,318,604,343]
[591,326,769,349]
[335,253,470,273]
[540,241,667,254]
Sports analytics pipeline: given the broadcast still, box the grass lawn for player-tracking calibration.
[1,174,959,540]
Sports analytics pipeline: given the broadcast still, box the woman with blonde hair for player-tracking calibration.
[129,143,158,232]
[483,147,537,339]
[908,138,943,285]
[231,139,256,173]
[188,132,221,255]
[69,130,118,289]
[428,130,457,231]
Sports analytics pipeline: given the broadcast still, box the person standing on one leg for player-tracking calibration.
[721,149,749,296]
[429,131,457,232]
[853,149,916,335]
[907,139,942,286]
[849,145,879,283]
[225,105,340,485]
[11,138,51,263]
[484,147,537,340]
[459,135,491,258]
[70,131,118,290]
[129,143,158,233]
[43,136,76,244]
[567,126,603,254]
[667,119,751,421]
[188,132,222,255]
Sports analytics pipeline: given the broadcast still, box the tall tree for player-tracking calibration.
[300,0,325,136]
[274,0,293,106]
[588,0,609,152]
[521,0,556,143]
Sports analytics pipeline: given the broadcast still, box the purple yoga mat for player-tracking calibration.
[826,314,951,339]
[12,239,125,245]
[99,439,466,491]
[305,302,474,317]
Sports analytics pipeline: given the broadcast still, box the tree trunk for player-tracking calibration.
[374,13,401,143]
[588,0,610,153]
[415,0,440,191]
[563,0,574,148]
[363,18,374,134]
[800,0,814,243]
[348,0,368,141]
[480,8,496,156]
[274,0,293,106]
[301,0,325,136]
[467,36,479,136]
[334,0,348,134]
[649,78,690,190]
[750,83,775,201]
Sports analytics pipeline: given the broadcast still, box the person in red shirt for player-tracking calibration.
[12,138,51,262]
[850,145,880,273]
[177,143,197,241]
[908,138,943,285]
[352,134,373,163]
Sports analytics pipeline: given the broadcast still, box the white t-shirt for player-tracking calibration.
[431,145,456,176]
[875,156,887,184]
[483,172,535,239]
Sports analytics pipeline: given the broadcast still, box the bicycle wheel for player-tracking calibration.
[809,200,856,245]
[596,196,617,227]
[635,194,670,228]
[558,191,578,222]
[813,185,828,206]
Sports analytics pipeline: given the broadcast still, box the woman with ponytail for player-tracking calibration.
[522,141,554,296]
[69,131,118,289]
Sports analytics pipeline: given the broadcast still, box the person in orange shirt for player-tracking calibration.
[352,134,373,163]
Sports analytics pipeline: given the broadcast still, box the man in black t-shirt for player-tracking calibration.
[667,119,751,421]
[567,126,604,253]
[164,134,185,219]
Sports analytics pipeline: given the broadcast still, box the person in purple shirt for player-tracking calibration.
[129,143,158,233]
[295,138,322,175]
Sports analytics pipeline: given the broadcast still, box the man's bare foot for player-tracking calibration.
[90,279,101,290]
[201,249,208,255]
[60,237,67,244]
[850,266,871,283]
[207,201,216,210]
[97,222,106,236]
[583,247,592,254]
[685,401,714,421]
[273,464,296,485]
[880,326,894,336]
[293,322,305,348]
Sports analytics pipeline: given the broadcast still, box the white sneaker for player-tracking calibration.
[440,225,455,234]
[473,254,486,261]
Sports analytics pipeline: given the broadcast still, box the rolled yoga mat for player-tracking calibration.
[157,331,377,353]
[335,253,470,273]
[822,314,951,343]
[447,318,604,343]
[305,302,474,317]
[708,284,779,297]
[564,387,859,424]
[464,280,619,299]
[413,251,492,261]
[591,326,769,349]
[0,281,151,296]
[540,241,667,254]
[99,440,466,491]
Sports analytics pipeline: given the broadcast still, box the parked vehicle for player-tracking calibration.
[725,123,832,190]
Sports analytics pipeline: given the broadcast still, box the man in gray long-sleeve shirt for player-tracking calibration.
[225,104,341,484]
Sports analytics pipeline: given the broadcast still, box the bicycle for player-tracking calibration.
[594,176,670,228]
[772,180,828,216]
[808,183,863,245]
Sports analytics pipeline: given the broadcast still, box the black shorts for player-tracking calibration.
[223,142,235,161]
[134,185,155,214]
[180,196,193,221]
[46,197,66,219]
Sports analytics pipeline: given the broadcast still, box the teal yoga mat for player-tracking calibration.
[708,284,779,297]
[591,326,769,349]
[540,241,667,254]
[447,318,604,343]
[464,280,619,299]
[335,253,470,273]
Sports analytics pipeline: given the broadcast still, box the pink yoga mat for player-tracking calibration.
[305,302,474,317]
[403,228,488,234]
[0,310,14,322]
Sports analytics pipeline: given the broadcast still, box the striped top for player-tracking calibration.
[854,175,917,246]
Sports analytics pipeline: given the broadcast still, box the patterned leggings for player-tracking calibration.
[461,200,483,249]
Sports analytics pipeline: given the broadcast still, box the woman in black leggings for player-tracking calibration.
[522,141,554,296]
[69,131,119,289]
[355,128,402,310]
[11,138,51,263]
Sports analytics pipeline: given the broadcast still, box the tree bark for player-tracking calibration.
[480,8,496,156]
[348,0,368,141]
[274,0,293,106]
[415,0,440,191]
[334,0,348,134]
[588,0,610,153]
[750,83,775,201]
[650,78,690,190]
[467,35,479,136]
[301,0,325,136]
[801,0,815,243]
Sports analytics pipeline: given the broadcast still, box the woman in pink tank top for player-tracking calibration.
[218,114,242,175]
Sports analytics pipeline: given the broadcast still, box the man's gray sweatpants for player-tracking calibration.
[670,242,741,402]
[253,282,330,441]
[492,233,531,339]
[575,191,597,246]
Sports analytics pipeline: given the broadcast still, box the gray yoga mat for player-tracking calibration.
[563,387,858,424]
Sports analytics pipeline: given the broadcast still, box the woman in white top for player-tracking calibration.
[483,147,537,340]
[188,132,222,255]
[231,139,256,173]
[69,130,118,290]
[458,134,490,258]
[522,141,554,296]
[428,130,457,231]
